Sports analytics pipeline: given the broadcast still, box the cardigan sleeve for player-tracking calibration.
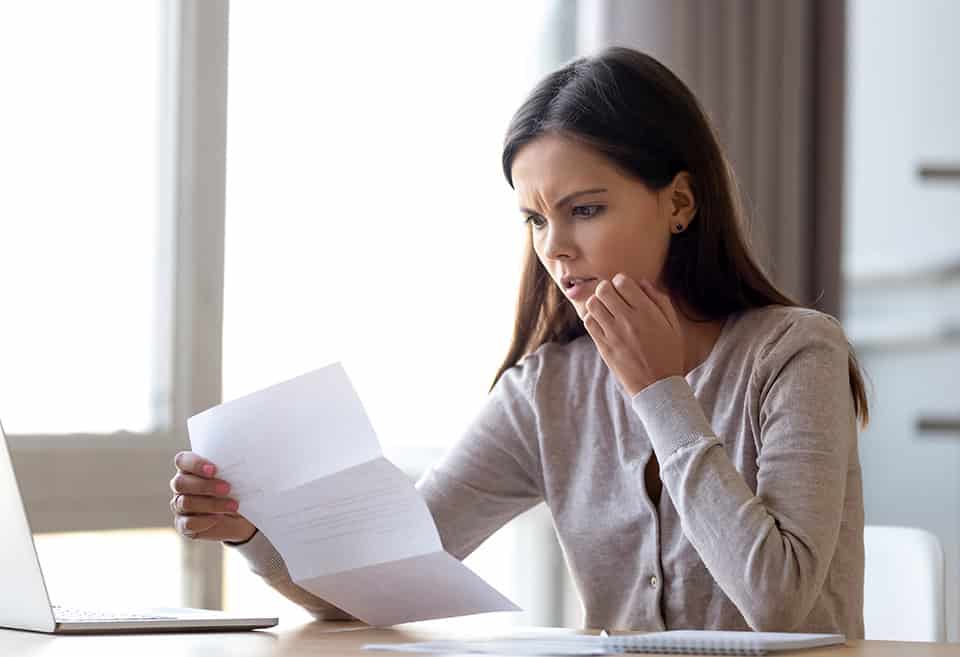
[415,351,545,560]
[630,312,857,631]
[228,530,356,620]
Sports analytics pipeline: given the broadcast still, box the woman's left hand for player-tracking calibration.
[583,273,685,397]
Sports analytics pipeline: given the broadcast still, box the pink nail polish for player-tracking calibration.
[215,482,230,495]
[203,464,215,476]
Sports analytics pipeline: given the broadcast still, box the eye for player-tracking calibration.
[523,214,547,229]
[572,204,604,218]
[523,205,604,230]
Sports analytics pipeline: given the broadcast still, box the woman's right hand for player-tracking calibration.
[170,451,257,544]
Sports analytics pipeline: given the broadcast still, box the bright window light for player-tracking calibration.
[221,1,570,626]
[222,1,561,450]
[0,1,160,434]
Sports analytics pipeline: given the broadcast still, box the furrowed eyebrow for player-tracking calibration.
[519,188,608,215]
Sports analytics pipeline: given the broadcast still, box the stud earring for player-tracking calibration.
[673,223,685,233]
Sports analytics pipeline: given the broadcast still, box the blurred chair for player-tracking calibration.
[863,525,945,642]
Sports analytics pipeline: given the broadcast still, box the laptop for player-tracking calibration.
[0,419,278,634]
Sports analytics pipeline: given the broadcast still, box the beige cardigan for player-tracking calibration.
[232,304,865,637]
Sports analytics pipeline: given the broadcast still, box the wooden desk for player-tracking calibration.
[0,619,956,657]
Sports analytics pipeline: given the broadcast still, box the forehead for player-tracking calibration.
[511,133,621,198]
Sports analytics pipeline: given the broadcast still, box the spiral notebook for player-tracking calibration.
[363,630,846,656]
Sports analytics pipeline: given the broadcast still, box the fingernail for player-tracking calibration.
[203,464,215,476]
[215,482,230,495]
[226,500,239,512]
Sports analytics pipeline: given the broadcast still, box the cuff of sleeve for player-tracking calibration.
[630,375,716,463]
[225,529,286,579]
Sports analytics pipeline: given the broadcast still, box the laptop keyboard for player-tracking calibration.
[52,604,179,622]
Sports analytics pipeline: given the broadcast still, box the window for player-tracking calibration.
[221,0,577,625]
[222,0,572,454]
[0,0,228,609]
[0,0,161,436]
[3,0,579,622]
[0,0,183,530]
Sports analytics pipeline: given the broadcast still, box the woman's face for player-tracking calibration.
[510,132,692,319]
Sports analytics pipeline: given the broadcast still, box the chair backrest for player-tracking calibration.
[863,525,946,642]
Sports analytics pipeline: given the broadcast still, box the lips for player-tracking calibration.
[564,278,596,300]
[561,275,596,289]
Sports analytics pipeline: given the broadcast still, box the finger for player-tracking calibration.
[176,513,222,538]
[586,291,615,325]
[608,276,665,326]
[170,472,232,497]
[610,273,642,309]
[583,312,606,340]
[174,451,218,478]
[595,278,633,316]
[639,279,676,326]
[172,494,239,516]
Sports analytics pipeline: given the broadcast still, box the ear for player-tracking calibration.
[662,171,697,233]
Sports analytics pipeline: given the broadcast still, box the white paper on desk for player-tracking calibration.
[363,631,846,656]
[364,639,606,656]
[187,363,520,626]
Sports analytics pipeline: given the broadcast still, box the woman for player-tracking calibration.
[170,46,867,636]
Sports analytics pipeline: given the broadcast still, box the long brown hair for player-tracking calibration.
[493,46,869,428]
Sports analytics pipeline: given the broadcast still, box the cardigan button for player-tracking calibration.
[649,575,659,589]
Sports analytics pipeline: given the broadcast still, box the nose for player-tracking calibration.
[539,223,575,262]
